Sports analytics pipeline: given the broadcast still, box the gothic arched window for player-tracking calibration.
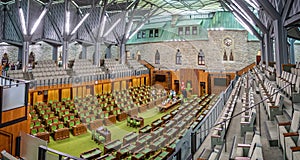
[198,49,205,65]
[176,49,182,65]
[155,50,160,64]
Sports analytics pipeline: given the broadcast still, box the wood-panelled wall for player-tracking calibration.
[180,69,199,96]
[0,106,29,157]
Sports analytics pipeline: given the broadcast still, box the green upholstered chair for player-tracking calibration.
[58,123,64,129]
[53,118,59,123]
[46,119,52,125]
[69,121,75,128]
[31,128,38,135]
[75,119,81,125]
[30,122,34,129]
[127,117,133,126]
[38,127,45,133]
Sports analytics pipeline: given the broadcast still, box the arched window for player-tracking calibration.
[176,49,182,65]
[223,50,227,61]
[155,50,160,64]
[229,50,234,61]
[198,49,205,65]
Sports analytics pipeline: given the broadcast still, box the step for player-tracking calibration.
[265,121,278,147]
[199,148,212,159]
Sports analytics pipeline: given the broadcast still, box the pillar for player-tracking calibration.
[289,38,295,64]
[105,45,111,59]
[260,40,265,65]
[81,45,87,59]
[94,42,101,66]
[18,46,23,62]
[62,41,69,69]
[22,41,30,72]
[52,46,58,61]
[274,19,288,75]
[120,43,126,64]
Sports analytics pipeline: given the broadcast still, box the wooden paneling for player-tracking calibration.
[61,88,71,99]
[198,70,209,96]
[132,79,137,87]
[1,107,26,123]
[146,76,150,86]
[113,81,120,92]
[180,69,199,96]
[209,73,231,94]
[121,81,126,90]
[0,106,29,156]
[72,88,77,99]
[82,86,87,97]
[77,87,83,98]
[0,120,29,156]
[153,70,171,89]
[47,90,59,102]
[33,92,43,104]
[94,84,102,95]
[141,78,145,86]
[0,131,12,154]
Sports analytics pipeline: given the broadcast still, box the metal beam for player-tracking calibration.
[127,4,166,41]
[6,5,23,42]
[254,0,280,20]
[96,0,108,40]
[231,0,268,33]
[123,0,140,42]
[284,12,300,27]
[46,13,63,43]
[281,0,293,22]
[221,1,262,40]
[105,12,121,44]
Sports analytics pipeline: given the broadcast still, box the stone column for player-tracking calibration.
[22,41,30,72]
[62,41,69,69]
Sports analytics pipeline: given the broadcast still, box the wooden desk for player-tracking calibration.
[163,120,175,132]
[123,132,138,145]
[36,132,50,142]
[117,144,136,159]
[152,127,164,137]
[104,140,122,154]
[150,137,167,151]
[161,114,171,123]
[72,124,87,136]
[139,125,152,134]
[80,148,102,160]
[53,128,69,141]
[136,134,152,147]
[170,109,178,117]
[97,128,111,143]
[158,100,180,112]
[131,116,144,128]
[151,119,163,130]
[89,119,103,130]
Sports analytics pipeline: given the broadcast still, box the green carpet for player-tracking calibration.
[47,131,101,158]
[47,106,179,157]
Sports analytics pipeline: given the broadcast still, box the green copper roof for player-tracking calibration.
[176,19,202,26]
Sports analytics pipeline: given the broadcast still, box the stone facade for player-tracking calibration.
[127,30,260,72]
[1,30,300,68]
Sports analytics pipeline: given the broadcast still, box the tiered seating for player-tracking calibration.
[7,70,24,79]
[240,88,256,136]
[277,110,300,160]
[210,77,241,147]
[104,59,131,78]
[276,68,300,103]
[259,78,284,120]
[230,132,263,160]
[106,95,217,159]
[127,59,149,75]
[32,60,70,86]
[265,65,276,81]
[29,99,89,141]
[72,59,106,79]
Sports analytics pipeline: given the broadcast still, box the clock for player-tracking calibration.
[224,37,232,47]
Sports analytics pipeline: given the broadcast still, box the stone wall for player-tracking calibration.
[4,30,300,70]
[127,30,260,72]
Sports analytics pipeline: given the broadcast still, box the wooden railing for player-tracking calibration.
[237,62,256,76]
